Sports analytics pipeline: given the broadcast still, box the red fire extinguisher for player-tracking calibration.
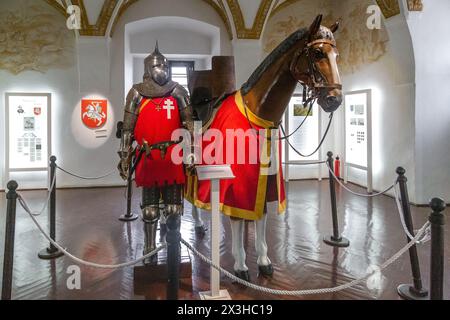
[334,156,341,179]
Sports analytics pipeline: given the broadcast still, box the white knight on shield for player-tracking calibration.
[83,102,106,127]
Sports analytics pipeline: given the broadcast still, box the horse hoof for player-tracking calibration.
[258,264,274,277]
[234,270,250,282]
[195,225,207,236]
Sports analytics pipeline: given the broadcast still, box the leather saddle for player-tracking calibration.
[188,56,236,129]
[191,87,229,130]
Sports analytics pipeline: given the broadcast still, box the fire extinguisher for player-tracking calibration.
[334,156,341,179]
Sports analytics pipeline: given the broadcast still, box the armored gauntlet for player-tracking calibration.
[118,88,142,180]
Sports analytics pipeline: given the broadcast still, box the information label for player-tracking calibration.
[345,92,369,168]
[7,93,50,170]
[286,95,320,161]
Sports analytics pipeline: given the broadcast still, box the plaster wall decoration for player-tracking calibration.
[44,0,67,17]
[263,0,389,75]
[109,0,139,37]
[0,0,75,75]
[71,0,119,36]
[226,0,274,39]
[375,0,400,18]
[407,0,423,11]
[202,0,234,40]
[107,0,233,39]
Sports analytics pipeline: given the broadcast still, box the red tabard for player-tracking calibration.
[185,91,286,221]
[133,96,185,187]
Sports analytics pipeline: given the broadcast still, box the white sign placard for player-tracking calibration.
[6,93,51,171]
[344,89,373,192]
[345,92,369,167]
[286,95,320,161]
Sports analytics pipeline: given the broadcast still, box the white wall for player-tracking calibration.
[0,0,232,190]
[0,42,125,190]
[125,15,222,94]
[4,0,446,205]
[257,0,418,202]
[110,0,232,113]
[407,0,450,204]
[335,4,417,201]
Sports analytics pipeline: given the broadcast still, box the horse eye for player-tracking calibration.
[314,49,325,59]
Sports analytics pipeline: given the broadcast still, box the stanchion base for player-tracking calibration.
[397,284,428,300]
[323,235,350,248]
[119,213,139,222]
[199,289,232,300]
[38,247,64,260]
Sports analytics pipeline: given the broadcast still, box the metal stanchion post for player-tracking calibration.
[38,156,64,259]
[166,213,181,300]
[2,181,19,300]
[323,151,349,247]
[396,167,428,299]
[429,198,446,300]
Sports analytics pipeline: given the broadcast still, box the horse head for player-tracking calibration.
[290,14,342,113]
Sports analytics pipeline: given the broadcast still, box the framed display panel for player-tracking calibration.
[283,94,323,182]
[5,93,51,174]
[343,89,373,192]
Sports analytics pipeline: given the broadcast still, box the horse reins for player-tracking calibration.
[290,39,343,92]
[241,37,340,158]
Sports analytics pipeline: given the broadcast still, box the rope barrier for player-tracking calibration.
[283,161,327,166]
[393,184,431,244]
[56,165,116,180]
[17,194,164,269]
[12,154,431,296]
[18,173,56,217]
[181,221,430,296]
[326,163,396,198]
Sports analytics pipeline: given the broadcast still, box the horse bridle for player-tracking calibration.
[276,38,340,154]
[290,38,342,99]
[243,38,340,157]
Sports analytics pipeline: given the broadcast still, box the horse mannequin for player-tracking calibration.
[192,14,342,281]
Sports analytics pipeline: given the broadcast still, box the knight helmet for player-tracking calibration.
[144,42,170,86]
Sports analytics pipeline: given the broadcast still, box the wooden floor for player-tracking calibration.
[0,180,448,300]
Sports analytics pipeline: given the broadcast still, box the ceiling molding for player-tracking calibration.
[110,0,139,37]
[375,0,401,19]
[202,0,233,40]
[226,0,274,39]
[44,0,281,40]
[407,0,423,11]
[44,0,68,17]
[110,0,233,39]
[71,0,119,36]
[269,0,300,19]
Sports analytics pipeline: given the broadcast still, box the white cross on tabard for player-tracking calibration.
[163,100,175,119]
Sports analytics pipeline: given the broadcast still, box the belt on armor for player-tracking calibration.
[130,138,184,176]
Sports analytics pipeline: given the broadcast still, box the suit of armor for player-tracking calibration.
[118,43,194,264]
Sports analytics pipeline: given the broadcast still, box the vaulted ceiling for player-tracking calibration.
[44,0,423,39]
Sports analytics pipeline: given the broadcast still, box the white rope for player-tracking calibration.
[283,161,327,166]
[393,184,431,244]
[326,163,395,197]
[18,173,56,217]
[57,165,116,180]
[17,194,164,269]
[182,221,430,296]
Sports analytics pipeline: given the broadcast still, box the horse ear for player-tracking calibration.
[330,21,339,33]
[309,14,323,39]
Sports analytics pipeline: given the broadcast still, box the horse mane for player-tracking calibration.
[241,28,309,96]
